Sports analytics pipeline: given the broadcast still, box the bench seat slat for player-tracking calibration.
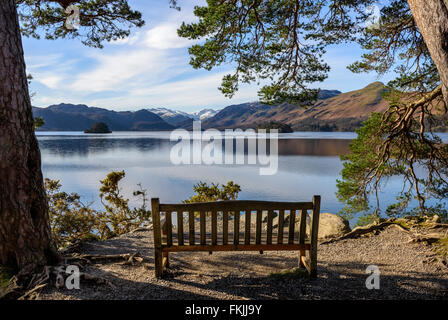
[162,243,310,252]
[162,232,301,246]
[159,200,313,212]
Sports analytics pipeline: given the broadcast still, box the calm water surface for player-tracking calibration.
[36,131,448,220]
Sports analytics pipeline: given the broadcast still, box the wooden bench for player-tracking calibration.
[151,196,321,278]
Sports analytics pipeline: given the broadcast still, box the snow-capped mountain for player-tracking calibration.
[148,108,192,126]
[188,108,219,121]
[148,107,219,125]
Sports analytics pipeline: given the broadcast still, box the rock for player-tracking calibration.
[432,215,441,223]
[316,213,351,239]
[270,212,351,239]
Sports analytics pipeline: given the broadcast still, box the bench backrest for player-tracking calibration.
[151,196,320,250]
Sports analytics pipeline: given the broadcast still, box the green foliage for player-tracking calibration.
[45,171,150,248]
[337,111,448,223]
[97,171,150,239]
[178,0,365,104]
[178,1,447,225]
[34,117,45,130]
[177,1,440,105]
[16,0,145,48]
[436,238,448,259]
[84,122,111,133]
[0,266,14,291]
[354,213,379,228]
[46,178,97,247]
[184,181,241,203]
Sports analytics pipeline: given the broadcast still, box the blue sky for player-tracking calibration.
[24,0,396,113]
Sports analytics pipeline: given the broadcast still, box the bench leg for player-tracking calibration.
[154,246,164,278]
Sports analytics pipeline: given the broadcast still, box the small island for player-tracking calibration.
[84,122,112,134]
[256,121,293,133]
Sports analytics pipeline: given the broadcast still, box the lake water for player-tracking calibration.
[36,131,448,221]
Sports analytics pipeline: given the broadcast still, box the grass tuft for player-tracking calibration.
[0,265,14,292]
[436,237,448,258]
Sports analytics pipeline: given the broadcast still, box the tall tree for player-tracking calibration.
[407,1,448,106]
[0,0,58,273]
[178,0,448,218]
[0,0,144,273]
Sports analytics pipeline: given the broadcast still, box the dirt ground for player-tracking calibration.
[37,224,448,300]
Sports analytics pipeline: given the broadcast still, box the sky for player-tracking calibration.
[23,0,397,113]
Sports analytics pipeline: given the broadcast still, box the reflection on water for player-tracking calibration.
[37,131,434,220]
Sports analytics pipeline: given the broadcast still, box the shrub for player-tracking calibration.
[45,171,150,248]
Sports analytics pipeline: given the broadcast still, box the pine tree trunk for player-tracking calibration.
[0,0,59,273]
[408,0,448,104]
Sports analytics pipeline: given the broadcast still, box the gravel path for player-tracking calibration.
[39,226,448,300]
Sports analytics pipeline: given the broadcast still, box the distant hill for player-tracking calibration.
[201,83,388,131]
[33,104,174,131]
[33,83,412,132]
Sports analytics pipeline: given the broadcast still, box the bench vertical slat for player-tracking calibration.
[177,211,184,246]
[200,211,206,245]
[233,211,240,245]
[166,211,173,247]
[299,209,307,244]
[211,211,218,245]
[244,211,251,244]
[310,196,321,278]
[277,209,285,244]
[151,198,163,278]
[266,210,274,245]
[223,211,229,245]
[298,209,307,267]
[255,210,262,244]
[189,211,195,245]
[288,210,296,244]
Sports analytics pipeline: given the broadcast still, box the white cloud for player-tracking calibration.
[25,2,260,111]
[143,23,197,50]
[69,49,185,92]
[82,72,260,110]
[38,75,64,89]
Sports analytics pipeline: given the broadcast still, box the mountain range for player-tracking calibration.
[33,82,398,132]
[148,108,218,126]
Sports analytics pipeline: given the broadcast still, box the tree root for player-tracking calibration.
[65,252,144,265]
[408,233,446,244]
[0,251,143,300]
[321,221,399,244]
